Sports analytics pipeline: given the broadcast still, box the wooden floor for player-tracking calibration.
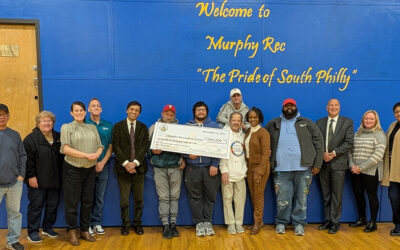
[1,223,400,250]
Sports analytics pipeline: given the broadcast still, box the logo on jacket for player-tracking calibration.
[230,140,244,157]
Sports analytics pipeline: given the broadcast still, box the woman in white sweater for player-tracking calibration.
[348,110,386,232]
[220,112,247,235]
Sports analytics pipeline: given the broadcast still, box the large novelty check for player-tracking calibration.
[150,122,231,159]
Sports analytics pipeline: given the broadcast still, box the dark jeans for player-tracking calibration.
[184,165,221,224]
[117,172,145,227]
[389,181,400,231]
[350,172,379,221]
[63,161,95,232]
[27,186,59,234]
[91,161,110,226]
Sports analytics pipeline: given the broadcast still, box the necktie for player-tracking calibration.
[130,122,136,161]
[328,119,334,146]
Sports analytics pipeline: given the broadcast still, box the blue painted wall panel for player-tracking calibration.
[0,0,399,228]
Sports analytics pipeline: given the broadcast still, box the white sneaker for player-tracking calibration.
[227,224,237,234]
[94,225,105,235]
[294,224,305,236]
[275,224,286,234]
[236,224,245,234]
[196,222,206,237]
[88,227,95,236]
[203,222,215,236]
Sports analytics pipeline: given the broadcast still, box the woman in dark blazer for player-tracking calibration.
[23,111,63,243]
[244,107,270,235]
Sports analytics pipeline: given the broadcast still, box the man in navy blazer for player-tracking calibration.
[316,99,354,234]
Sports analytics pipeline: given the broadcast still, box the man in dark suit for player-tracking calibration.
[113,101,149,236]
[316,99,353,234]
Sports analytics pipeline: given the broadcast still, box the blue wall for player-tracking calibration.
[1,0,399,228]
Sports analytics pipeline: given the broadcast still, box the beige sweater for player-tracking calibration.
[382,121,400,186]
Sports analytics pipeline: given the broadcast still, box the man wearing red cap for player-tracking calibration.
[266,98,324,236]
[148,105,185,239]
[316,99,354,234]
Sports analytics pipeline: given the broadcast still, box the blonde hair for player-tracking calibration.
[35,111,56,127]
[356,110,382,135]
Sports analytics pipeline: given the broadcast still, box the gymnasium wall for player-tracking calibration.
[1,0,399,227]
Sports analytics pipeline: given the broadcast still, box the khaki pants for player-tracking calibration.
[222,179,246,226]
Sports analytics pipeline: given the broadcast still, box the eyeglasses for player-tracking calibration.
[40,120,53,124]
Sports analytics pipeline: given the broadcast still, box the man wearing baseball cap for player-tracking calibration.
[266,98,324,236]
[148,104,185,239]
[217,88,250,130]
[0,104,27,250]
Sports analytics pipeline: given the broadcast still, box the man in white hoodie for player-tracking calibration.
[220,112,247,234]
[216,88,250,130]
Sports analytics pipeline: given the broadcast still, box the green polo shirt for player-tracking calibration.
[86,118,113,162]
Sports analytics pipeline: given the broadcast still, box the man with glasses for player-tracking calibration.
[184,101,221,237]
[0,104,27,250]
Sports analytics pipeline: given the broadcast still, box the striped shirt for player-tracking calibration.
[348,129,387,178]
[60,121,103,168]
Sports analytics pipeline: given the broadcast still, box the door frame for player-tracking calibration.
[0,18,43,110]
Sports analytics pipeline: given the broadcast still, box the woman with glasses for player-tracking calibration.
[23,111,64,243]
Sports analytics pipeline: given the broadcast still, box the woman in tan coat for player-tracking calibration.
[383,102,400,236]
[244,107,270,235]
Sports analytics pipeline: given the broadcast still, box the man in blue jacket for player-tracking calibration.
[0,104,27,250]
[184,101,221,237]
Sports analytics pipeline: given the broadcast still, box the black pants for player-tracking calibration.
[319,164,346,225]
[350,172,379,221]
[184,165,221,224]
[27,186,59,234]
[117,172,145,227]
[63,161,95,231]
[389,181,400,231]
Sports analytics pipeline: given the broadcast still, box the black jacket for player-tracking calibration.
[266,116,324,170]
[23,127,63,189]
[112,119,149,174]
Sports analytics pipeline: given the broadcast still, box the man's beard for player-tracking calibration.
[195,115,206,122]
[282,107,298,119]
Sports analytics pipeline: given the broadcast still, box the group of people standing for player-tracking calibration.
[0,89,400,249]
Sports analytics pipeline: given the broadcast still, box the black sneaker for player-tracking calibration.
[7,242,24,250]
[170,223,179,237]
[27,232,43,243]
[42,228,59,238]
[162,224,172,239]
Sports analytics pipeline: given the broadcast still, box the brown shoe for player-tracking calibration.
[250,222,262,235]
[247,225,254,230]
[69,229,80,246]
[80,231,96,242]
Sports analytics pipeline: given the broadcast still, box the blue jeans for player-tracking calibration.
[274,169,312,226]
[91,161,110,226]
[0,180,23,245]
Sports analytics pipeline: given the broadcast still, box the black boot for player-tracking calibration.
[170,223,179,237]
[364,221,377,233]
[349,217,367,227]
[162,224,172,239]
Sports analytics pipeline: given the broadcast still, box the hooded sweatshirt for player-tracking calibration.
[220,127,247,182]
[216,101,250,129]
[183,117,220,168]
